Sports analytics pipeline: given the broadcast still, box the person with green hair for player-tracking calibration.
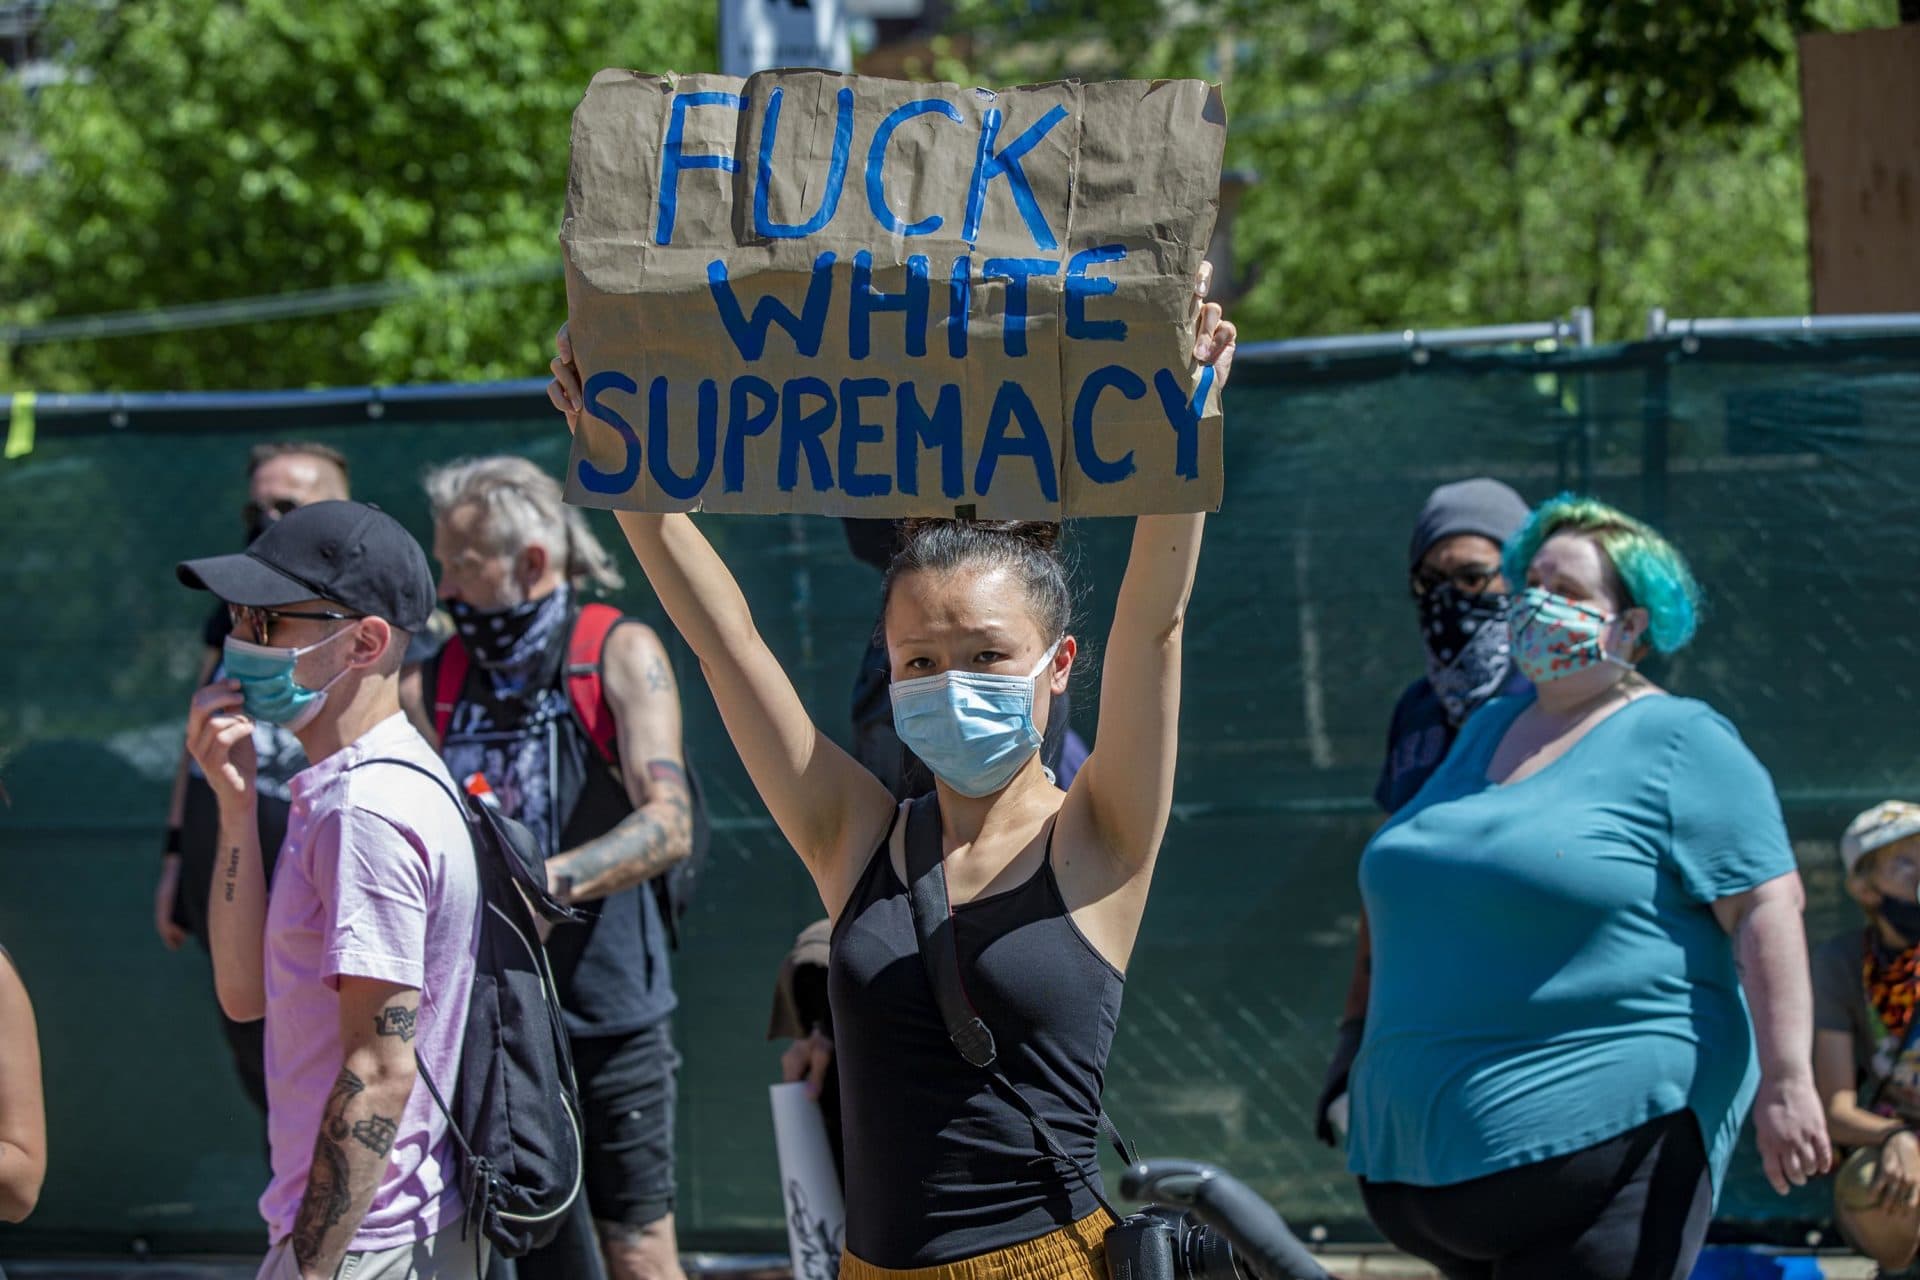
[1345,493,1830,1280]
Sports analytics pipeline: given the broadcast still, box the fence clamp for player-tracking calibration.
[4,391,34,460]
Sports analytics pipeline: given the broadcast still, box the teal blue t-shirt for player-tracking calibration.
[1347,692,1795,1196]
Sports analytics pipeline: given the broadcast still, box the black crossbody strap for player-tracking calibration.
[1100,1112,1140,1169]
[904,797,1000,1070]
[899,796,1133,1221]
[340,756,478,1173]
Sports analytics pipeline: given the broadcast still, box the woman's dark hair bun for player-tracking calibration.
[896,518,1061,557]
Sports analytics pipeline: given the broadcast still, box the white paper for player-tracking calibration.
[1328,1092,1350,1142]
[771,1081,846,1280]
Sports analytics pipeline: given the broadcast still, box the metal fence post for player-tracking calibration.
[1569,306,1595,348]
[1640,332,1672,527]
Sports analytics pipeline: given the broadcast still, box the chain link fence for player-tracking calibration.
[1,329,1916,1252]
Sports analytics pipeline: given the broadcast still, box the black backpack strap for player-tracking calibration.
[899,796,1134,1221]
[348,754,465,812]
[342,755,479,1172]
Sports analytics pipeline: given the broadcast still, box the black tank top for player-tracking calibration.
[829,795,1127,1268]
[439,612,675,1038]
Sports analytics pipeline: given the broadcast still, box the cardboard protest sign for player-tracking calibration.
[561,69,1227,519]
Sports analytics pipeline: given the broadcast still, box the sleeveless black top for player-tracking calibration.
[439,611,675,1038]
[829,796,1127,1268]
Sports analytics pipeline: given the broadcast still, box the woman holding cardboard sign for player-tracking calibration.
[548,265,1234,1280]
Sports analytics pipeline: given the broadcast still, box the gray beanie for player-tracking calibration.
[1408,478,1531,572]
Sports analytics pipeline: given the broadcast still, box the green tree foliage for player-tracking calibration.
[1543,0,1821,145]
[3,0,713,391]
[2,0,1903,390]
[946,0,1898,340]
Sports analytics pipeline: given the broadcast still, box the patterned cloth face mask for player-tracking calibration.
[890,643,1060,798]
[1508,586,1636,685]
[448,584,571,690]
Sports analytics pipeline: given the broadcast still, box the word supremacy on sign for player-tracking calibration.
[561,69,1228,519]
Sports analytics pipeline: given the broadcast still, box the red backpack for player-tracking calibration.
[431,603,707,948]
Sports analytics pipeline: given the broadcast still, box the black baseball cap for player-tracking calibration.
[177,500,436,632]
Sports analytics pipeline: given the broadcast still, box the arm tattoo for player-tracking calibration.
[291,1068,363,1269]
[569,811,668,883]
[648,762,692,825]
[644,658,670,694]
[323,1067,364,1138]
[550,807,686,902]
[222,844,241,902]
[351,1115,398,1156]
[547,759,693,902]
[374,1006,417,1042]
[645,758,687,792]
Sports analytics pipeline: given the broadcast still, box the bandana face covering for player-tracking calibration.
[222,627,355,731]
[1420,584,1515,724]
[890,644,1059,798]
[448,583,572,690]
[1508,587,1635,685]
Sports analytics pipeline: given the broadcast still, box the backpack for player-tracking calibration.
[349,757,586,1257]
[431,602,711,948]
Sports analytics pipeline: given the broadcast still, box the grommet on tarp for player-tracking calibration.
[4,391,34,459]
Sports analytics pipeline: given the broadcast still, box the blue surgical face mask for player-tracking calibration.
[890,643,1060,798]
[222,626,355,731]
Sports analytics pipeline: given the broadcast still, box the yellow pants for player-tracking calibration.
[841,1212,1115,1280]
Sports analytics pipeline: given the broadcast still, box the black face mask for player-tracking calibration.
[1419,583,1515,725]
[448,585,570,671]
[1882,897,1920,944]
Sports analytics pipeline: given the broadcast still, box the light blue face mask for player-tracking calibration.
[222,627,354,731]
[889,643,1059,798]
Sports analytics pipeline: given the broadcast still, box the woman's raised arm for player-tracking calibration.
[549,330,894,911]
[1071,269,1235,869]
[0,948,45,1223]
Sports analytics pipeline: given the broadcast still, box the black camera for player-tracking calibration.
[1105,1206,1249,1280]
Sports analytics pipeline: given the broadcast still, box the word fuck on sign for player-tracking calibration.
[562,69,1228,519]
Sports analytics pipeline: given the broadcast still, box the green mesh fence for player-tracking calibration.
[1,331,1917,1255]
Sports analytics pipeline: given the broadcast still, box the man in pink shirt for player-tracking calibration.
[179,500,483,1280]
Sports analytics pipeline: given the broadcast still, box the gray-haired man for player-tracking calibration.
[405,455,695,1280]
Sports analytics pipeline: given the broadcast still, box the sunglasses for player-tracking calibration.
[228,603,362,647]
[1410,563,1503,599]
[243,497,301,528]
